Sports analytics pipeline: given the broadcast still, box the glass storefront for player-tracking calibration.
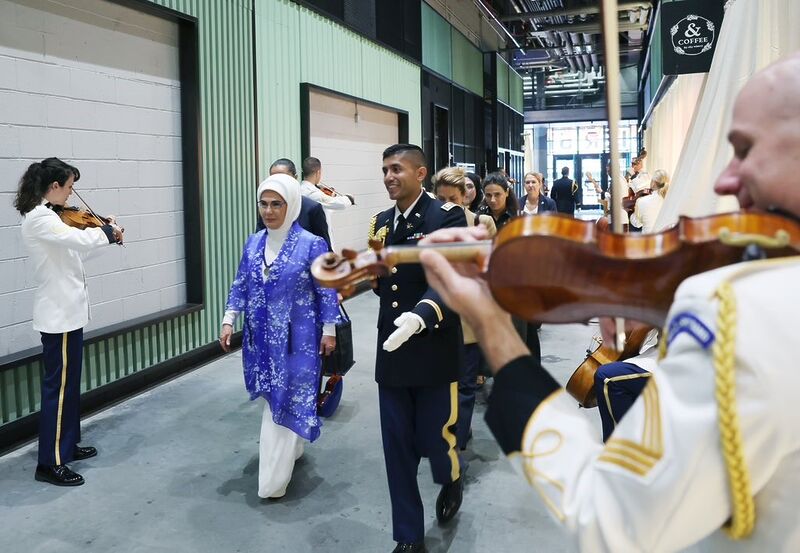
[527,120,640,208]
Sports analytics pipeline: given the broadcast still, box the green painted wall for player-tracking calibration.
[495,54,523,113]
[421,2,452,80]
[256,0,422,179]
[451,30,482,96]
[1,0,256,426]
[422,2,483,96]
[496,54,510,104]
[509,68,524,113]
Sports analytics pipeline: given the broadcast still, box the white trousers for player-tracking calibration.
[258,399,304,498]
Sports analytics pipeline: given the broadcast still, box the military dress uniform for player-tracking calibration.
[485,258,800,552]
[370,191,467,544]
[21,202,116,467]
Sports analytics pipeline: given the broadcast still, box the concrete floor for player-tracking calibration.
[0,292,601,553]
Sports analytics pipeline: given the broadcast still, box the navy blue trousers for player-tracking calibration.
[594,361,651,442]
[38,329,84,466]
[456,344,482,449]
[379,383,460,543]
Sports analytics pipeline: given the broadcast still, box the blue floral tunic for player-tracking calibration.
[225,222,340,441]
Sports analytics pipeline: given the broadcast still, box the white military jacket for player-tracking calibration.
[21,203,113,333]
[300,180,353,210]
[494,258,800,552]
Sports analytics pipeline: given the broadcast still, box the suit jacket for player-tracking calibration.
[551,176,579,214]
[519,194,557,215]
[256,196,331,251]
[370,193,467,387]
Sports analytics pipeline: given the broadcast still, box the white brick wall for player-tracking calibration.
[0,0,186,357]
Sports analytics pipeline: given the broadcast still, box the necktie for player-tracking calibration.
[395,213,405,231]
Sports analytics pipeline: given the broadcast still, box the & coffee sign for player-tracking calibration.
[661,0,724,75]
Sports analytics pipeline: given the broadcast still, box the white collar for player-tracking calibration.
[393,188,425,228]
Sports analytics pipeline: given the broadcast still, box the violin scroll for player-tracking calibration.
[310,248,388,290]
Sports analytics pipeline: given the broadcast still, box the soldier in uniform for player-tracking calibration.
[14,158,123,486]
[370,144,467,553]
[417,54,800,551]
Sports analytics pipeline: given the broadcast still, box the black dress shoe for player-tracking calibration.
[73,445,97,461]
[436,477,463,524]
[35,464,84,486]
[391,542,426,553]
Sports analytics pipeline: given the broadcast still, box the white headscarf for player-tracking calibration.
[256,174,303,264]
[256,173,302,234]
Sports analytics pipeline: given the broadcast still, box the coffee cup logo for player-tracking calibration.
[670,14,715,56]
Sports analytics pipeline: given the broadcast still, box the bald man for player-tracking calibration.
[417,54,800,551]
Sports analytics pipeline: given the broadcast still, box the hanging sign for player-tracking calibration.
[661,0,725,75]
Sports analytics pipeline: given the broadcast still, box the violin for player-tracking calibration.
[311,210,800,327]
[316,183,355,205]
[56,205,110,230]
[53,187,124,245]
[565,327,652,408]
[317,183,340,197]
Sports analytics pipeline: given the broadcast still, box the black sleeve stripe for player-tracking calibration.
[484,355,561,454]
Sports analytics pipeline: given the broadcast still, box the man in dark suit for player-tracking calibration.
[370,144,467,553]
[551,166,579,215]
[256,158,332,250]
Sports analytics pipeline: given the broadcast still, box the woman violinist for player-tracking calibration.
[14,157,123,487]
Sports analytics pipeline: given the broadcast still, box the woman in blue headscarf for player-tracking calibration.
[219,173,340,498]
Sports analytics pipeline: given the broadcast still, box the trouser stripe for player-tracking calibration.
[442,381,460,481]
[54,332,68,465]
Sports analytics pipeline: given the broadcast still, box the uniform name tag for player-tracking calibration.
[667,313,715,349]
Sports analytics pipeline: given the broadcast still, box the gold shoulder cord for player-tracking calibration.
[713,281,755,539]
[368,215,377,241]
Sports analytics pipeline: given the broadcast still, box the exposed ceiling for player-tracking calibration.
[476,0,654,109]
[421,0,654,110]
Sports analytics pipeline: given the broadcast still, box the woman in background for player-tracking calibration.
[220,173,340,499]
[433,167,497,451]
[464,172,484,214]
[519,172,556,215]
[478,172,519,231]
[631,169,670,233]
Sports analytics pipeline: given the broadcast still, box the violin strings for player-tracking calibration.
[71,188,104,224]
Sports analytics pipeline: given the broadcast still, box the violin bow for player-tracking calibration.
[600,0,628,350]
[71,188,125,247]
[71,188,107,226]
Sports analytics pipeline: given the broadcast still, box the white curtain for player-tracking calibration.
[654,0,800,230]
[643,73,706,180]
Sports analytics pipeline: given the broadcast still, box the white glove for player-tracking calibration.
[382,312,424,352]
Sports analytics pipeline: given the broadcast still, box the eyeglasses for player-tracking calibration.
[257,200,286,211]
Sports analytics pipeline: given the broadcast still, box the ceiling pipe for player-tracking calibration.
[499,1,651,23]
[473,0,526,52]
[532,20,648,34]
[565,56,579,73]
[544,89,600,96]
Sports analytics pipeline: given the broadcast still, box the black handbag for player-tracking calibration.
[322,303,355,377]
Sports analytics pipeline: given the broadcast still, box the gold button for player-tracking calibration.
[391,284,398,291]
[391,267,398,274]
[392,301,398,308]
